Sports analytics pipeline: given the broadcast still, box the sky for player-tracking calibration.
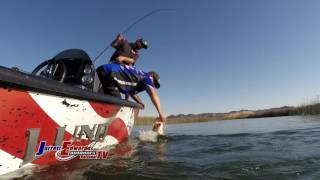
[1,0,320,116]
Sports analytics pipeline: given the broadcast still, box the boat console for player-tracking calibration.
[32,49,102,92]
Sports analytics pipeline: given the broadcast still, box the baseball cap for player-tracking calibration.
[149,71,160,89]
[136,38,148,49]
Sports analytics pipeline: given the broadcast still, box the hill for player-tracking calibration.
[135,106,296,126]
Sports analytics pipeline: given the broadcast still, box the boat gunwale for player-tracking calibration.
[0,66,142,108]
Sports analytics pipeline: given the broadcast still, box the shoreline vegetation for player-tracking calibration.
[135,104,320,126]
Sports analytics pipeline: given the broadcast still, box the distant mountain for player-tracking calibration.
[167,106,296,120]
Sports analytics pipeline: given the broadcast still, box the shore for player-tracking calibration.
[135,116,221,126]
[135,105,320,126]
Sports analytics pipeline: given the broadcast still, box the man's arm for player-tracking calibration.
[146,85,166,122]
[130,94,145,109]
[111,34,124,49]
[116,55,135,65]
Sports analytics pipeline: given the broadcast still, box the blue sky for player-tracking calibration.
[1,0,320,116]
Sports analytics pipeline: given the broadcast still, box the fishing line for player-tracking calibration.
[93,8,175,64]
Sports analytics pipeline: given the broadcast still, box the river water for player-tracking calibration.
[9,116,320,179]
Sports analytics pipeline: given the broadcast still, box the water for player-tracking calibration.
[7,116,320,179]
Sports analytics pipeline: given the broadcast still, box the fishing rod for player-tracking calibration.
[93,8,175,64]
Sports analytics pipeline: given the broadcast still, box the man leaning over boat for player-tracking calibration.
[96,63,166,135]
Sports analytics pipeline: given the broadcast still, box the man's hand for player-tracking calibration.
[139,102,145,109]
[116,33,124,41]
[111,33,125,48]
[152,116,166,135]
[159,113,166,123]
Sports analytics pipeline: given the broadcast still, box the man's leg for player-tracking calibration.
[96,66,121,98]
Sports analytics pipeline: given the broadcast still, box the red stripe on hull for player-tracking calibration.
[89,102,120,118]
[107,118,129,143]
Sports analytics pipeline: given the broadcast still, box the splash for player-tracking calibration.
[138,130,159,142]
